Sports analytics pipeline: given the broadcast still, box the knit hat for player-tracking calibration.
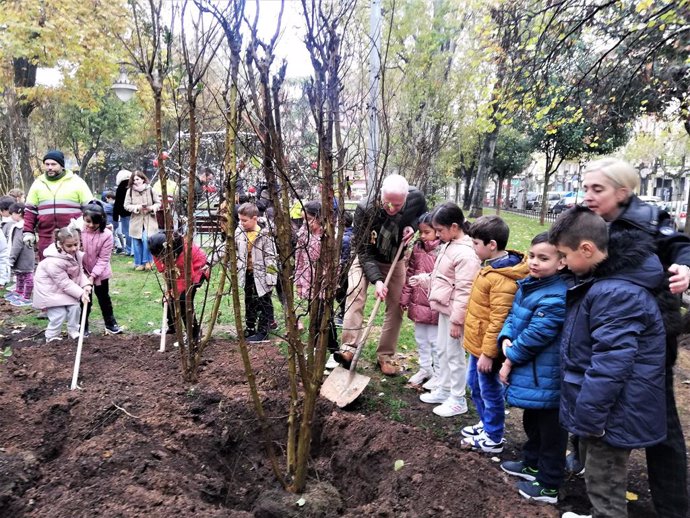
[43,150,65,168]
[116,169,133,185]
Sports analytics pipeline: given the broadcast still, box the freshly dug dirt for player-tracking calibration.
[1,304,688,517]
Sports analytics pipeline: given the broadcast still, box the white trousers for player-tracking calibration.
[45,305,81,340]
[414,322,439,371]
[436,314,467,399]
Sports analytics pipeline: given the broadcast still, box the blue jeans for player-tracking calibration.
[467,354,505,442]
[119,216,132,255]
[132,231,152,266]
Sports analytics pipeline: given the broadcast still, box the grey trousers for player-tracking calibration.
[46,305,81,340]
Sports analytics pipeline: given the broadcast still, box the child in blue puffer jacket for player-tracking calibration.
[497,232,568,505]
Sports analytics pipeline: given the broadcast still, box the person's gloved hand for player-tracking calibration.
[23,233,36,248]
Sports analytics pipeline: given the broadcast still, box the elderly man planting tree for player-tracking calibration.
[23,150,93,260]
[335,174,427,375]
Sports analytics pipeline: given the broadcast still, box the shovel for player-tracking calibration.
[321,240,406,407]
[71,296,90,390]
[159,298,168,352]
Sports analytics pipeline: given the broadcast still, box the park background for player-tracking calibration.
[0,1,688,516]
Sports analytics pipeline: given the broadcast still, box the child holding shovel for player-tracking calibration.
[81,201,122,336]
[149,231,209,342]
[32,226,92,343]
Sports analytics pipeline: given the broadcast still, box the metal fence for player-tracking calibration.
[491,207,559,223]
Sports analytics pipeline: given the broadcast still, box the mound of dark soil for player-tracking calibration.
[1,313,688,517]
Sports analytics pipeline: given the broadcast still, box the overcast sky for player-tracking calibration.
[36,0,312,87]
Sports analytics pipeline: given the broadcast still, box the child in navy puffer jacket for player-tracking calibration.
[400,213,440,387]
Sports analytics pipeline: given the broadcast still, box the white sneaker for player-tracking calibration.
[461,431,506,453]
[46,336,63,343]
[408,368,432,386]
[461,421,484,438]
[325,354,339,370]
[422,374,440,391]
[419,389,449,404]
[562,513,592,518]
[433,397,468,417]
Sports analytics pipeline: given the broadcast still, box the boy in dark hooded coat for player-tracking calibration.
[549,206,666,517]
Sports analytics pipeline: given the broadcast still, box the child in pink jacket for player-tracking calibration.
[294,200,338,367]
[400,212,441,387]
[81,202,121,336]
[411,203,481,418]
[33,226,92,343]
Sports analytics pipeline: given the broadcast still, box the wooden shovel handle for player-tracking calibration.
[159,299,168,352]
[349,240,407,372]
[70,301,90,390]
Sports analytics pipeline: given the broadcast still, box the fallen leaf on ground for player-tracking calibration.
[626,491,638,501]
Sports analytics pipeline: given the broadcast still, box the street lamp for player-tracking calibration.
[111,65,138,102]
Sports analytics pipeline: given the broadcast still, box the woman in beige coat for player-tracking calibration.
[124,171,160,270]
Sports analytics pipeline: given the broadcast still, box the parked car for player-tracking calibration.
[508,191,538,210]
[551,192,585,214]
[524,192,539,210]
[534,191,568,213]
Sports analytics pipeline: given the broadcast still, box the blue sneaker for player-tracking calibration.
[500,460,538,481]
[517,480,558,504]
[4,291,20,301]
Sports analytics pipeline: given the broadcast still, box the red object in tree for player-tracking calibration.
[153,158,159,168]
[248,186,256,194]
[160,151,170,160]
[310,161,318,170]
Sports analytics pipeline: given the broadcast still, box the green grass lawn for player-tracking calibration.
[6,209,550,360]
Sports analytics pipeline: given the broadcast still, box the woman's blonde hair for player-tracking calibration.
[584,158,640,193]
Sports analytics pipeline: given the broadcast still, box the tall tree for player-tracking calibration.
[491,126,534,214]
[0,0,127,188]
[57,92,143,183]
[385,0,463,193]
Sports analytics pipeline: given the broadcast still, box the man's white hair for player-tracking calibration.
[381,174,409,197]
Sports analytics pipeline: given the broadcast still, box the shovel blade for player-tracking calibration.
[320,366,371,408]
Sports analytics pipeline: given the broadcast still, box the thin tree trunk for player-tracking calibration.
[469,120,500,218]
